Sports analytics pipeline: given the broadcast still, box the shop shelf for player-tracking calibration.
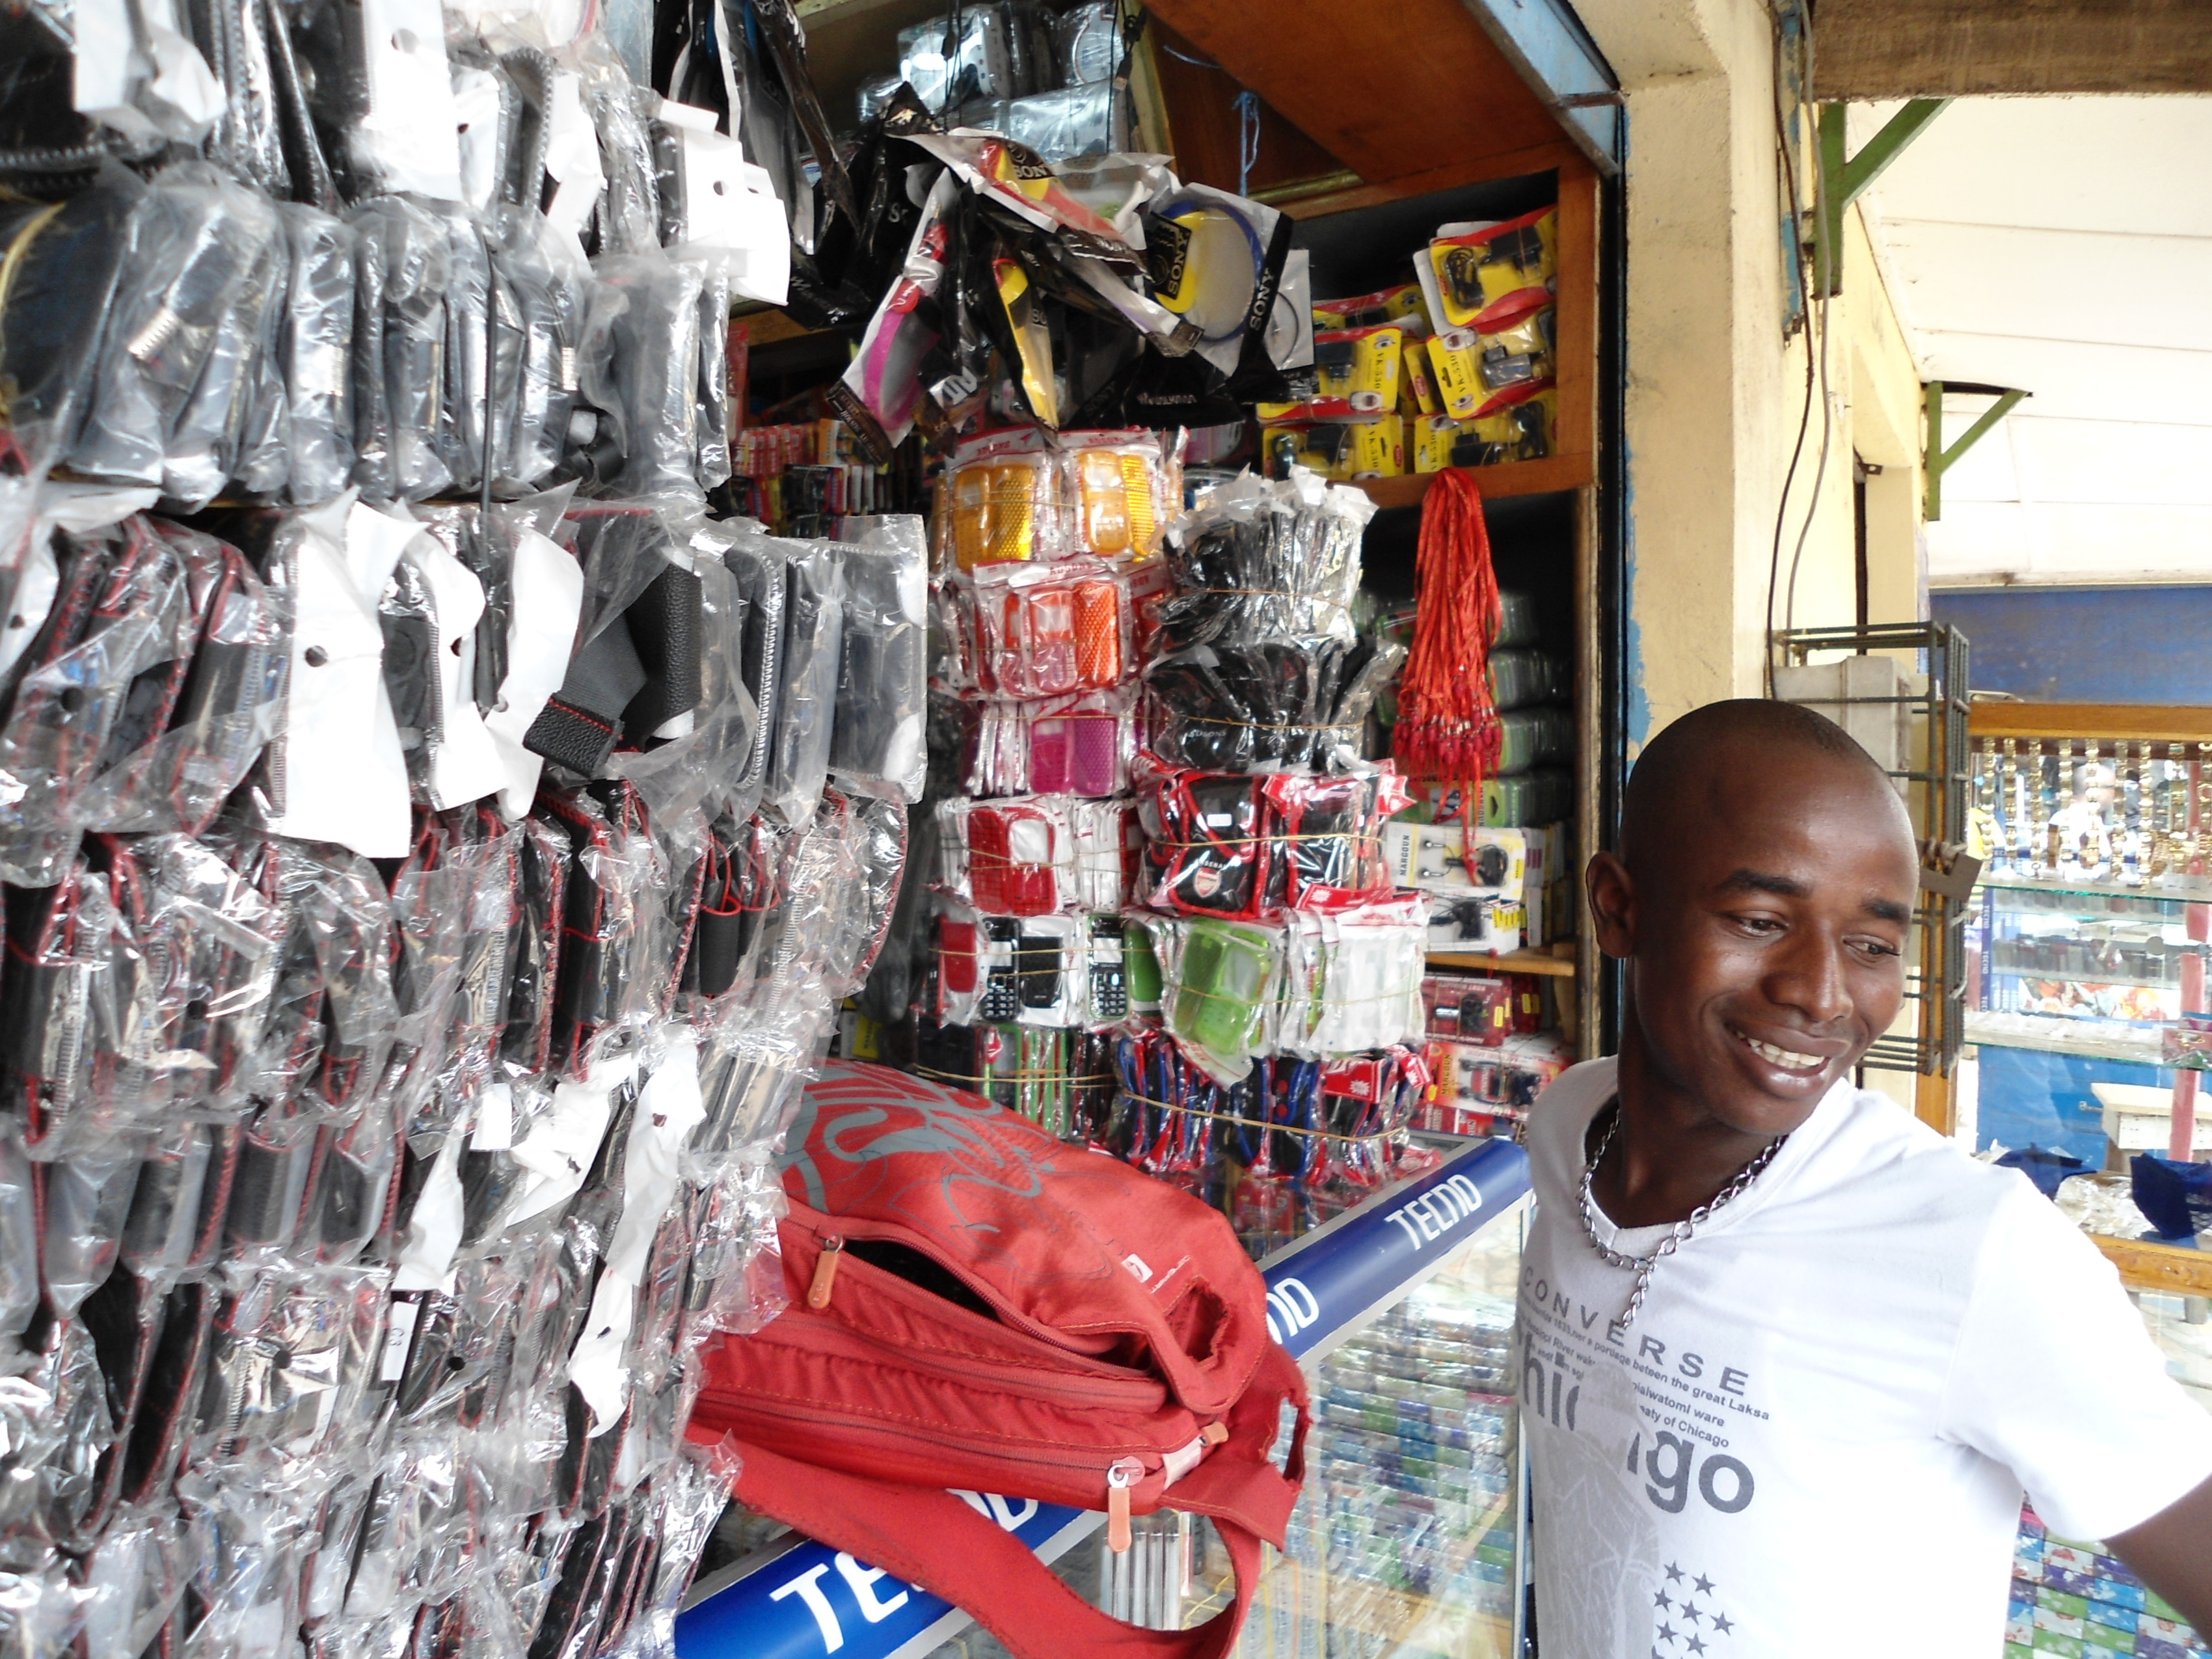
[1979,870,2212,907]
[1427,947,1578,979]
[1352,453,1595,511]
[1964,1010,2170,1068]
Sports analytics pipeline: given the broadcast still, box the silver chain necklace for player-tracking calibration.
[1577,1103,1788,1331]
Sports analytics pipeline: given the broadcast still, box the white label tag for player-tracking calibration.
[379,1298,420,1382]
[474,1083,513,1152]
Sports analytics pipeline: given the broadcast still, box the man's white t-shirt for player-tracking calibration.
[1517,1058,2212,1659]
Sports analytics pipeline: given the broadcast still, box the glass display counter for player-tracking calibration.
[673,1135,1533,1659]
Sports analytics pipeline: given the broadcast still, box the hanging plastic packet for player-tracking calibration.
[830,519,928,802]
[490,204,591,495]
[945,428,1066,573]
[0,514,191,885]
[577,254,706,498]
[525,502,698,780]
[1062,429,1179,561]
[1152,915,1282,1088]
[1157,467,1371,651]
[1139,770,1273,922]
[275,203,358,506]
[349,194,452,502]
[830,170,958,463]
[760,539,844,828]
[76,522,291,837]
[0,172,141,489]
[70,163,280,498]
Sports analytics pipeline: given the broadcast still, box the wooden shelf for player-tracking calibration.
[1967,701,2212,747]
[1351,454,1595,511]
[2091,1234,2212,1297]
[1426,949,1578,980]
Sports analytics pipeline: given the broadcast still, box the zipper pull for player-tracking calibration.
[1201,1422,1229,1446]
[807,1236,844,1310]
[1105,1457,1144,1554]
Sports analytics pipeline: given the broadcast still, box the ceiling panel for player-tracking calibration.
[1848,98,2212,236]
[1875,221,2212,351]
[1915,333,2212,426]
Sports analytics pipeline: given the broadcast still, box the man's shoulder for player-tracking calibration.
[1522,1057,1618,1196]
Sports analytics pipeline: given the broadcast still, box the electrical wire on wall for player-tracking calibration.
[1761,0,1836,694]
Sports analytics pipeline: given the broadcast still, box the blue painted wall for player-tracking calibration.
[1932,586,2212,704]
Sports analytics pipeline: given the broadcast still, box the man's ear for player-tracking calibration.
[1585,850,1636,961]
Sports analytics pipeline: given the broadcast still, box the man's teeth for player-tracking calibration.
[1743,1034,1825,1070]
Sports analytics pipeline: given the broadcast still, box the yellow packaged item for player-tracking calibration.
[1258,323,1402,422]
[1261,417,1404,481]
[1410,384,1556,474]
[1426,306,1555,420]
[1312,282,1430,332]
[1401,336,1440,417]
[949,443,1059,571]
[1424,205,1558,330]
[1064,431,1181,561]
[1426,327,1486,421]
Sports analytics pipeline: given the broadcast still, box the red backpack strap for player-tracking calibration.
[720,1342,1309,1659]
[730,1439,1263,1659]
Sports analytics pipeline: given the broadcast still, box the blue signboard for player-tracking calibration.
[675,1136,1531,1659]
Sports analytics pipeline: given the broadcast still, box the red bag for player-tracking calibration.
[690,1060,1308,1659]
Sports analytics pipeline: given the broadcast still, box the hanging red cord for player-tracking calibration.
[1392,468,1504,835]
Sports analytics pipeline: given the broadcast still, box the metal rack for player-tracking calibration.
[1775,621,1973,1077]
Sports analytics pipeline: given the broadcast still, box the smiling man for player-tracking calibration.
[1518,699,2212,1658]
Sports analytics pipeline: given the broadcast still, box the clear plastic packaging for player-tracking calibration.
[947,438,1064,572]
[76,521,291,837]
[348,194,452,502]
[578,255,706,499]
[999,81,1124,163]
[830,520,928,803]
[275,204,358,506]
[1152,914,1282,1087]
[760,539,844,828]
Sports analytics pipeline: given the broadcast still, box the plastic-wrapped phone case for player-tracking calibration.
[830,522,927,803]
[947,443,1060,572]
[761,539,843,827]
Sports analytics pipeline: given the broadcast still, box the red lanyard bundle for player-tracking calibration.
[1392,468,1504,830]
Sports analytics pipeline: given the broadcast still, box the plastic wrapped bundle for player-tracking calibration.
[275,204,357,505]
[578,254,706,498]
[69,163,282,505]
[760,539,843,828]
[347,194,451,502]
[1156,467,1371,652]
[830,519,927,803]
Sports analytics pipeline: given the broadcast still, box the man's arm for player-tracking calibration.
[2109,1471,2212,1634]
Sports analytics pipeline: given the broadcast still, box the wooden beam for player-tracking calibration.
[1142,0,1563,187]
[1427,949,1578,979]
[1815,0,2212,96]
[1968,702,2212,747]
[2092,1234,2212,1298]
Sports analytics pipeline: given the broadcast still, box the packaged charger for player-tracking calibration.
[1260,416,1404,481]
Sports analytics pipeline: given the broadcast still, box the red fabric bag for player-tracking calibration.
[690,1060,1308,1659]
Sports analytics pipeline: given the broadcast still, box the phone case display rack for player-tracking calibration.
[673,1132,1535,1659]
[0,1,943,1653]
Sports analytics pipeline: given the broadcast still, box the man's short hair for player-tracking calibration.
[1620,698,1893,868]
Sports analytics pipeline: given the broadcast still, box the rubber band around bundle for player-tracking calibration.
[1118,1092,1416,1146]
[1169,715,1361,735]
[915,1065,1118,1089]
[1148,830,1384,850]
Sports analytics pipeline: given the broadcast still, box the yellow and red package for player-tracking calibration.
[1423,205,1558,330]
[1260,416,1405,481]
[1401,336,1441,417]
[1410,384,1556,473]
[1312,282,1430,332]
[1428,307,1556,420]
[1259,323,1402,422]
